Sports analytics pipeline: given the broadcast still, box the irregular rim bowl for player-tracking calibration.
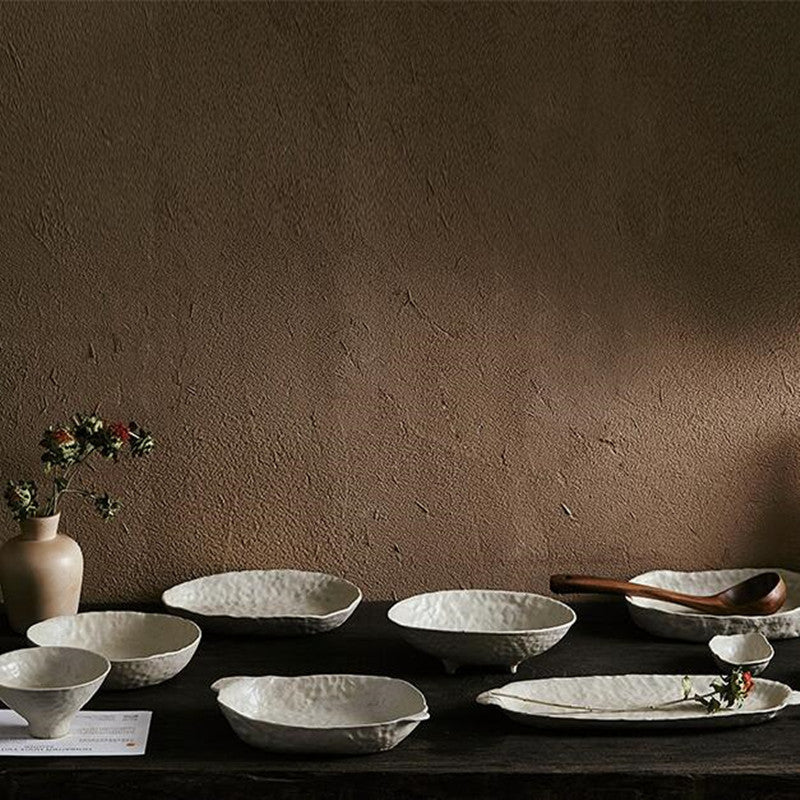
[625,568,800,641]
[0,646,111,691]
[212,674,430,730]
[161,569,363,623]
[387,589,577,634]
[27,611,201,663]
[709,632,774,665]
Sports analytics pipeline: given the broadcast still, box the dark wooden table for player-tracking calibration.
[0,598,799,799]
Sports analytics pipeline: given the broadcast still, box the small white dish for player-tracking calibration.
[27,611,201,690]
[626,568,800,642]
[0,646,110,738]
[478,673,800,730]
[709,632,774,676]
[387,589,576,674]
[211,674,429,755]
[162,570,362,635]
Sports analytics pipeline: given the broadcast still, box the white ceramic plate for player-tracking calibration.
[626,568,800,642]
[212,674,429,754]
[162,570,362,635]
[27,611,201,690]
[478,674,800,730]
[388,590,576,674]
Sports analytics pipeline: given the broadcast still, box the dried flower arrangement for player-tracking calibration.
[4,412,154,522]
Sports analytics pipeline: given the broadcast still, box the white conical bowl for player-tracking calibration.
[0,646,110,738]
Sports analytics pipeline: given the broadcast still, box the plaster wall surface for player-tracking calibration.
[1,2,799,601]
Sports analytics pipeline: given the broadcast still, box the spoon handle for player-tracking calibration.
[549,574,710,609]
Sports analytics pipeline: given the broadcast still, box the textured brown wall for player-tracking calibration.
[1,2,800,603]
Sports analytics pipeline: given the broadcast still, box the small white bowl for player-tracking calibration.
[709,632,774,676]
[0,647,110,738]
[162,570,362,635]
[388,589,576,674]
[211,674,429,755]
[27,611,201,690]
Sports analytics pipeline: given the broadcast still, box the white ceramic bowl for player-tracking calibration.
[211,674,429,755]
[27,611,201,690]
[0,646,110,738]
[626,568,800,642]
[162,570,362,635]
[709,632,774,676]
[388,590,576,674]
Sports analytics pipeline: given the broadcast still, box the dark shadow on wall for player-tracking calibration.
[743,439,800,572]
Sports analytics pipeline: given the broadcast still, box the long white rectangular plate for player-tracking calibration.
[477,674,800,730]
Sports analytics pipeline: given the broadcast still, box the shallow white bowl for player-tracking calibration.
[211,674,429,755]
[709,632,774,676]
[626,568,800,642]
[0,646,110,738]
[388,590,576,674]
[27,611,201,690]
[162,570,362,635]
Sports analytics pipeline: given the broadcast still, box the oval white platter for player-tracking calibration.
[212,674,429,755]
[625,568,800,642]
[162,570,362,635]
[477,674,800,730]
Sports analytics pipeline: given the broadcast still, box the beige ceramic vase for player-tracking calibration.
[0,514,83,634]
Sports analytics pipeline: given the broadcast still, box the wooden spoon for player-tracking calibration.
[549,572,787,616]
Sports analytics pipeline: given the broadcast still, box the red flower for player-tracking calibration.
[108,422,130,443]
[742,671,754,696]
[50,428,75,446]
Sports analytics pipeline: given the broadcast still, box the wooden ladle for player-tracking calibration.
[549,572,787,616]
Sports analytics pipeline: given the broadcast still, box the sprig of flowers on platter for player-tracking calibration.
[4,411,154,522]
[495,668,755,715]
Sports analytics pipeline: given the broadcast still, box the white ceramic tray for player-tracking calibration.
[477,674,800,730]
[212,674,429,755]
[162,570,362,635]
[626,568,800,642]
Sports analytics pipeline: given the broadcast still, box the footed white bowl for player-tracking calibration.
[626,568,800,642]
[27,611,201,690]
[211,674,429,755]
[162,570,362,635]
[388,589,576,674]
[0,646,109,738]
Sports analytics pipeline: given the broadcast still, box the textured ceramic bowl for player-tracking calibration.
[388,590,576,674]
[27,611,201,690]
[0,646,110,738]
[162,570,362,635]
[709,632,774,676]
[626,568,800,642]
[212,674,429,755]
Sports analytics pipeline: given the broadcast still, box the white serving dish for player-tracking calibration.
[477,673,800,730]
[0,646,110,738]
[626,568,800,642]
[709,632,774,676]
[162,570,362,635]
[27,611,201,690]
[211,674,429,755]
[387,589,576,674]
